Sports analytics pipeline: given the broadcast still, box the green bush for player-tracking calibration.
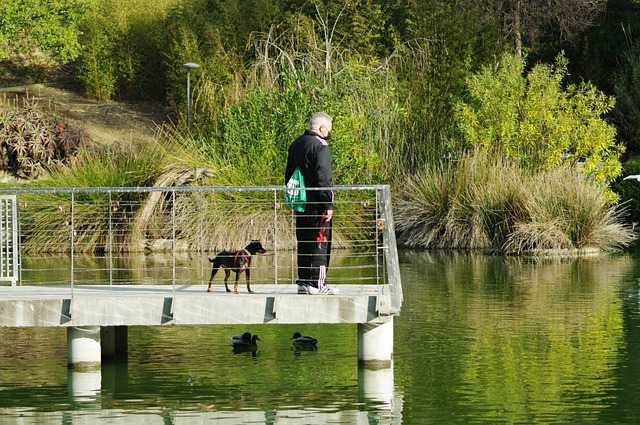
[454,52,623,200]
[77,0,176,100]
[0,0,86,63]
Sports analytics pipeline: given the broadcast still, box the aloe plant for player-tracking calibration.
[0,96,87,178]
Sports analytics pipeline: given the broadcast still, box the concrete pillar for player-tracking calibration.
[100,326,128,362]
[67,326,101,370]
[357,316,394,365]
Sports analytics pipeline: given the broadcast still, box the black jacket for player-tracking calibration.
[285,130,334,211]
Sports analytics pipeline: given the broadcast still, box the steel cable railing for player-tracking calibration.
[1,185,402,313]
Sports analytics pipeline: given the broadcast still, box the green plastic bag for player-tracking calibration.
[284,168,306,212]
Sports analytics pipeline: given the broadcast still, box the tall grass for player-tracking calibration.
[394,150,633,253]
[21,143,167,253]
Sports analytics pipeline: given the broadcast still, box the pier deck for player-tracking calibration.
[0,283,393,328]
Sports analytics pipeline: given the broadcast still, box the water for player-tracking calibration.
[3,249,640,423]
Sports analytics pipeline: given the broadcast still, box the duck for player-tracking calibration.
[291,332,318,346]
[231,332,260,351]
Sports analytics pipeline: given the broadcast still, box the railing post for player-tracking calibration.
[375,189,381,286]
[273,190,278,290]
[171,190,176,292]
[108,191,113,285]
[71,192,75,297]
[379,186,402,314]
[199,190,204,286]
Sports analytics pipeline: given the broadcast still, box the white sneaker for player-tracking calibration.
[323,286,339,295]
[307,286,338,295]
[297,285,308,294]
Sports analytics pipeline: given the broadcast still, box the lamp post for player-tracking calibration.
[183,62,200,131]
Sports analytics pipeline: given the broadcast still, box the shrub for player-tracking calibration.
[0,0,85,64]
[454,52,623,199]
[77,0,175,100]
[394,150,632,253]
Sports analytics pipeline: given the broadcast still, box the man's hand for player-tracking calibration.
[322,209,333,222]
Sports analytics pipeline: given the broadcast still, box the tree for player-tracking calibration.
[611,37,640,153]
[454,53,623,193]
[460,0,607,57]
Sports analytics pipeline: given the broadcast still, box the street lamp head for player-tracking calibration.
[183,62,200,69]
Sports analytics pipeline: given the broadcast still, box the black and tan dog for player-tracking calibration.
[207,240,266,294]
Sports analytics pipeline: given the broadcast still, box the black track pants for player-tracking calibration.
[295,209,332,288]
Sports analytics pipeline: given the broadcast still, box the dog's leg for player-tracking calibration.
[245,269,253,294]
[233,272,240,294]
[207,267,219,292]
[223,269,232,292]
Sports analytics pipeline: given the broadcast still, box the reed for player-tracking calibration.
[507,167,633,253]
[395,150,632,253]
[20,142,167,253]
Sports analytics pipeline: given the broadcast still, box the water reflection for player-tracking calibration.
[20,250,380,287]
[0,323,400,423]
[6,250,640,423]
[396,250,637,423]
[67,370,101,406]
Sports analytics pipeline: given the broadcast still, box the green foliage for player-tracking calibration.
[0,97,87,178]
[77,0,175,100]
[163,9,238,125]
[186,62,399,186]
[77,7,117,100]
[611,36,640,153]
[394,151,632,252]
[385,1,504,170]
[0,0,86,63]
[454,52,624,194]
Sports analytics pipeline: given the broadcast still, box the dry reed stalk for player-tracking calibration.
[128,168,215,251]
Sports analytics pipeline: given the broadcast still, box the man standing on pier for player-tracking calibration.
[285,112,338,295]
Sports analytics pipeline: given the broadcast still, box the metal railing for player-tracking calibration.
[0,195,19,286]
[0,185,402,314]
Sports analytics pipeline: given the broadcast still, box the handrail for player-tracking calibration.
[0,184,389,194]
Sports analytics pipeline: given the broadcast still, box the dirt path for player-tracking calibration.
[1,84,171,146]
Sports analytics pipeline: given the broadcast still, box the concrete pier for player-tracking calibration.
[357,317,394,364]
[67,326,102,370]
[0,283,398,366]
[0,184,403,371]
